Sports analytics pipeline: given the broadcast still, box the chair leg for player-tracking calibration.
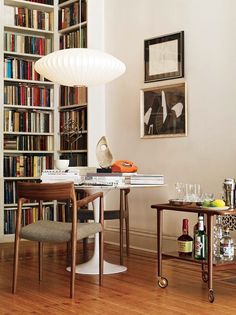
[12,233,20,294]
[125,191,130,257]
[12,200,23,294]
[70,237,76,298]
[99,230,104,286]
[66,242,71,265]
[119,190,124,265]
[38,242,43,281]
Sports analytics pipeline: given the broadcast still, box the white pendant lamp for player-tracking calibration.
[35,48,126,86]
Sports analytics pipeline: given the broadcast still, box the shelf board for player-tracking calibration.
[4,104,53,110]
[4,78,54,85]
[4,132,54,135]
[4,25,54,35]
[58,149,87,153]
[4,177,41,180]
[4,150,54,153]
[4,201,54,208]
[59,130,87,134]
[59,0,79,9]
[58,103,87,110]
[163,251,236,267]
[4,50,42,59]
[4,0,54,12]
[58,21,87,34]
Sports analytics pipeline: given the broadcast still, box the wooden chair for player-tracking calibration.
[12,182,104,298]
[78,188,130,265]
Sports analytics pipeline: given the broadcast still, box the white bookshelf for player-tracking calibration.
[0,0,106,242]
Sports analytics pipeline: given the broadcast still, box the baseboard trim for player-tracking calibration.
[104,226,177,253]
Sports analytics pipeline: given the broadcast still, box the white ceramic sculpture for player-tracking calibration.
[96,136,113,168]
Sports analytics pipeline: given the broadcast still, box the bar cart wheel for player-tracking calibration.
[208,289,215,303]
[157,277,168,288]
[202,271,208,283]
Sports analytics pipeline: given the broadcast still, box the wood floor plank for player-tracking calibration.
[1,242,236,314]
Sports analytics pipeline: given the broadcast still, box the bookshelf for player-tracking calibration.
[0,0,106,242]
[0,0,58,241]
[58,0,88,166]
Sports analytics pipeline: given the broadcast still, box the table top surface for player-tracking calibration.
[151,203,236,215]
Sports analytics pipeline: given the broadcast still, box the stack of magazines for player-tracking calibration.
[124,174,164,185]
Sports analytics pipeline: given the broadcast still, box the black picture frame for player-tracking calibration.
[140,82,187,138]
[144,31,184,83]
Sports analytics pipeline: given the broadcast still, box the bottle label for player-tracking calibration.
[220,244,234,257]
[178,241,193,253]
[194,235,206,258]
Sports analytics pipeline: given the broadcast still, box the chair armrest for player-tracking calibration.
[77,192,103,208]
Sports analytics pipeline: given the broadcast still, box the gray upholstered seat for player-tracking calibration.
[20,221,102,243]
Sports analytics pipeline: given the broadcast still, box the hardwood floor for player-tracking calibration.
[1,242,236,314]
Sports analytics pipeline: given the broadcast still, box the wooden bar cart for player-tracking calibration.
[151,203,236,303]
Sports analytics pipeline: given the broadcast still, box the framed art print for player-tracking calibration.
[140,82,187,138]
[144,31,184,83]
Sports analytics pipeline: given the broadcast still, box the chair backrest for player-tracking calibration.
[17,182,76,202]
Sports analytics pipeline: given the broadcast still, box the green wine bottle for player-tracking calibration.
[194,215,207,260]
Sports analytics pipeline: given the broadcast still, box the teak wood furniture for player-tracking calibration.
[151,203,236,303]
[12,181,104,298]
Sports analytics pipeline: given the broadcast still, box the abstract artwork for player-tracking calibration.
[140,82,187,138]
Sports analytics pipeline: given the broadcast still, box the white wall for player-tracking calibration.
[104,0,236,249]
[87,0,106,166]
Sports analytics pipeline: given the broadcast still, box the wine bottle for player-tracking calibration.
[177,219,193,257]
[194,215,207,260]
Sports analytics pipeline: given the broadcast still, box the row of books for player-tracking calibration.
[60,133,87,151]
[59,1,86,30]
[60,85,87,106]
[4,179,40,204]
[4,155,53,177]
[4,84,53,107]
[14,7,54,31]
[4,135,54,151]
[60,108,87,131]
[59,28,87,49]
[4,206,54,235]
[4,109,52,133]
[4,57,44,81]
[4,32,52,55]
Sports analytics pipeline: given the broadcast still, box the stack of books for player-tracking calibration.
[124,174,164,185]
[85,173,126,186]
[86,172,164,186]
[41,170,81,184]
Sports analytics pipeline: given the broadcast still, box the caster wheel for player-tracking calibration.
[157,277,168,288]
[202,271,208,282]
[208,289,215,303]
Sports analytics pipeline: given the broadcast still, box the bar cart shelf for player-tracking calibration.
[151,203,236,303]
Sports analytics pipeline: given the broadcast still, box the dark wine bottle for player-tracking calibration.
[177,219,193,257]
